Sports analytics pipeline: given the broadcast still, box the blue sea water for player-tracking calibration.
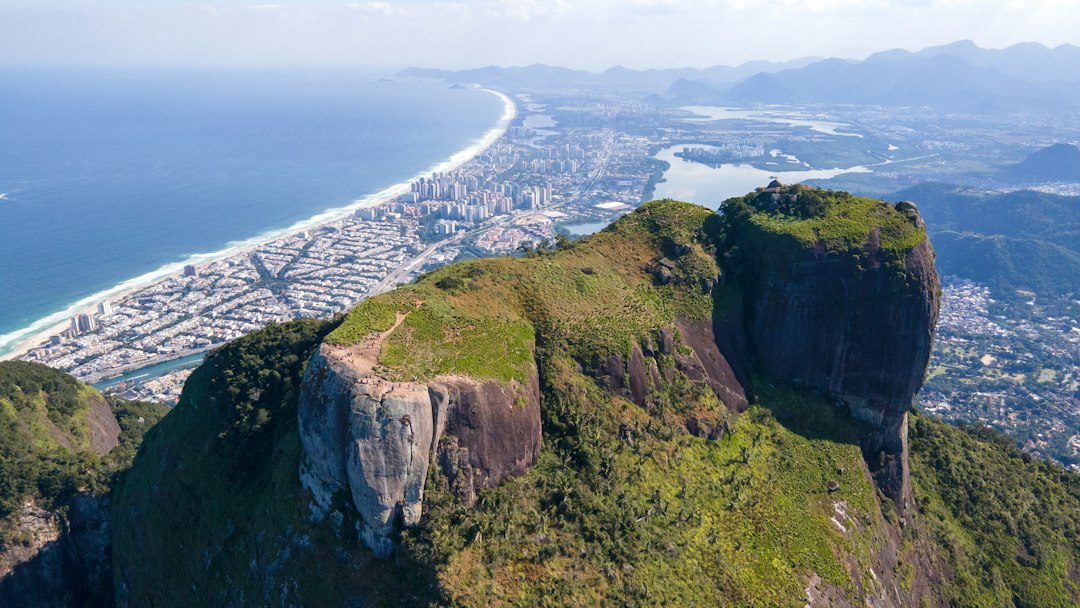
[0,68,505,354]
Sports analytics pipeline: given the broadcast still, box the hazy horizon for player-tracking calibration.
[1,1,1078,70]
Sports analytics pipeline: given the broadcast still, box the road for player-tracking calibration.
[364,219,498,298]
[576,128,616,200]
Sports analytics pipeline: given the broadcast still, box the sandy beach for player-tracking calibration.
[0,87,516,363]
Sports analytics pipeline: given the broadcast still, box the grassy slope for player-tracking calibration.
[733,186,925,255]
[328,200,718,380]
[114,199,1078,607]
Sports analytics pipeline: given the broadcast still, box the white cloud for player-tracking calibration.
[0,0,1078,68]
[348,2,398,15]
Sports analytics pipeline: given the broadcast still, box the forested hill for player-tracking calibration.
[892,183,1080,300]
[0,361,168,607]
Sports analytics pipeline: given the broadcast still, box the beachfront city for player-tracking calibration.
[5,82,1079,471]
[10,91,656,400]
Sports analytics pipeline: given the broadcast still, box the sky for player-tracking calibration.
[1,0,1078,70]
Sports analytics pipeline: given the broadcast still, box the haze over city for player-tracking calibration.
[2,0,1080,605]
[2,0,1079,68]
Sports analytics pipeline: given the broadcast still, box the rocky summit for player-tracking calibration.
[107,187,1079,607]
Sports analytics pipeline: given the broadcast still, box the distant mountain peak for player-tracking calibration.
[1010,142,1080,181]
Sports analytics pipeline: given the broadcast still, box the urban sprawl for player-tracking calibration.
[14,88,1079,472]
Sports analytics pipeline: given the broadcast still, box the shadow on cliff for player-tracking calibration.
[0,529,113,608]
[709,284,870,451]
[1,541,67,608]
[751,380,873,449]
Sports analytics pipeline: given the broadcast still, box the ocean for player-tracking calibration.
[0,68,507,356]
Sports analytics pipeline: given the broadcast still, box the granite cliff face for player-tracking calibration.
[298,319,541,557]
[722,185,939,511]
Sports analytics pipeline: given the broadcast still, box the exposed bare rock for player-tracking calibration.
[296,346,357,509]
[298,327,541,557]
[627,345,648,406]
[604,354,625,391]
[429,376,541,506]
[0,495,112,608]
[740,203,940,512]
[674,317,749,412]
[346,381,434,557]
[86,395,121,456]
[646,359,663,392]
[0,500,61,580]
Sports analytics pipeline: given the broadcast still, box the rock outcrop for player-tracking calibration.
[429,376,542,506]
[729,187,940,511]
[0,495,114,608]
[674,316,750,413]
[86,396,121,457]
[601,318,749,437]
[298,336,541,557]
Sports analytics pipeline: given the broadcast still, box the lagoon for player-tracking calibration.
[651,144,871,209]
[681,106,863,138]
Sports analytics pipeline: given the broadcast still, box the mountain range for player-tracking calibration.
[402,41,1080,114]
[398,56,823,91]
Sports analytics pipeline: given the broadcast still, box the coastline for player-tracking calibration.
[0,87,516,362]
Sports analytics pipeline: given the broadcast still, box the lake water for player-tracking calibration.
[681,106,863,138]
[651,144,871,209]
[92,351,206,391]
[560,221,612,236]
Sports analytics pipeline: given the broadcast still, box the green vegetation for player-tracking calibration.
[324,296,399,346]
[380,287,536,384]
[408,371,884,607]
[640,157,670,202]
[112,195,1079,607]
[932,230,1080,300]
[720,185,926,262]
[0,361,168,549]
[1,361,106,530]
[326,200,721,384]
[895,183,1080,301]
[910,415,1080,607]
[105,397,171,471]
[200,319,338,474]
[112,317,446,607]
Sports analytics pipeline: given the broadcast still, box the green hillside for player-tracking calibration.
[931,230,1080,298]
[0,361,169,607]
[892,184,1080,300]
[0,361,111,543]
[112,196,1079,607]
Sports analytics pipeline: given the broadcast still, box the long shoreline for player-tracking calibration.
[0,87,516,362]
